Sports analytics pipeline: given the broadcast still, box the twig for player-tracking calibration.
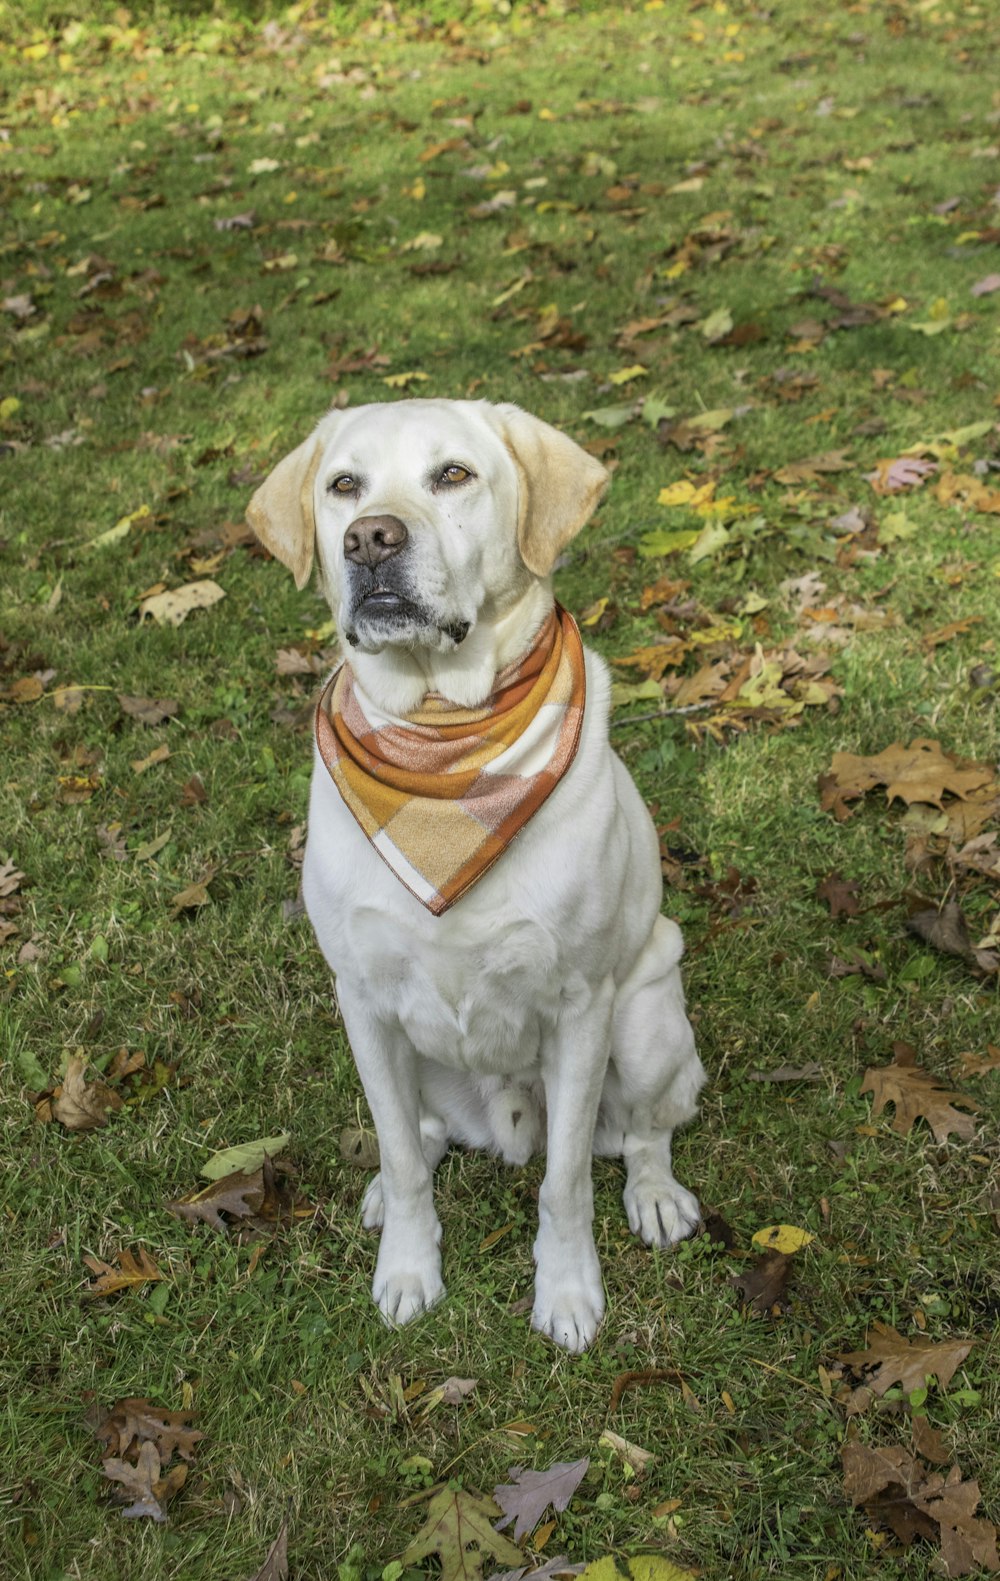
[610,701,718,728]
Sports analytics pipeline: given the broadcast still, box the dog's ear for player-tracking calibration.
[493,404,610,577]
[246,431,324,590]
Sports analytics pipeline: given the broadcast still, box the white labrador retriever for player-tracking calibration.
[248,398,704,1351]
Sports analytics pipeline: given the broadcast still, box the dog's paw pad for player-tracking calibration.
[624,1175,700,1248]
[361,1173,384,1230]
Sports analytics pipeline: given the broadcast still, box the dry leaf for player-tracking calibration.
[838,1322,973,1395]
[139,580,225,626]
[731,1250,794,1315]
[102,1439,170,1522]
[816,871,861,918]
[401,1486,524,1578]
[494,1459,590,1541]
[166,1155,310,1234]
[819,738,995,821]
[50,1056,124,1131]
[83,1248,165,1298]
[861,1057,978,1143]
[249,1511,290,1581]
[118,694,179,726]
[93,1397,204,1463]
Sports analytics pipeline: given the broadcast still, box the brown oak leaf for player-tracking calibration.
[838,1322,973,1396]
[861,1057,978,1143]
[93,1397,203,1464]
[49,1056,124,1131]
[730,1250,794,1316]
[816,871,861,918]
[166,1154,309,1234]
[819,739,995,822]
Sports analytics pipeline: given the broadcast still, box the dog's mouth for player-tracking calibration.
[344,571,470,651]
[355,587,420,620]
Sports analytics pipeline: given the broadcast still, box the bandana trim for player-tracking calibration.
[315,604,586,915]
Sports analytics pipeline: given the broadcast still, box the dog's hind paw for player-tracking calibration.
[361,1172,384,1229]
[624,1171,700,1248]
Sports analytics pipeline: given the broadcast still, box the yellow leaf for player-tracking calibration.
[382,371,429,389]
[0,396,21,422]
[400,231,443,252]
[658,479,715,508]
[86,503,151,551]
[580,1557,694,1581]
[609,365,648,385]
[537,107,557,120]
[751,1224,815,1254]
[578,597,609,627]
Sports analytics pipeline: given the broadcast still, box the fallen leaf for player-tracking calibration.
[970,274,1000,297]
[93,1397,203,1463]
[752,1224,814,1254]
[906,901,998,975]
[118,695,179,726]
[132,743,171,775]
[864,456,937,494]
[166,1156,310,1234]
[839,1322,974,1397]
[861,1056,978,1143]
[401,1486,523,1578]
[139,580,225,626]
[102,1440,170,1522]
[339,1125,380,1168]
[599,1430,655,1475]
[819,739,995,821]
[50,1056,124,1131]
[170,880,212,915]
[82,1248,165,1298]
[199,1132,292,1180]
[248,1511,289,1581]
[816,872,862,919]
[774,449,853,485]
[0,858,25,898]
[494,1460,589,1541]
[577,1556,694,1581]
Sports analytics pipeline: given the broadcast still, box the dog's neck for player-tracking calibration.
[342,581,555,715]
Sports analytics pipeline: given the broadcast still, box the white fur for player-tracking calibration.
[285,400,705,1351]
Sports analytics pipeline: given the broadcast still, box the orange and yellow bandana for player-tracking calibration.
[315,604,586,915]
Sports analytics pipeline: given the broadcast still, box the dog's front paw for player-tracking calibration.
[624,1171,700,1248]
[372,1248,445,1327]
[531,1235,605,1352]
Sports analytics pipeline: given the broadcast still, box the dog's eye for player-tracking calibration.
[439,464,473,486]
[329,474,357,494]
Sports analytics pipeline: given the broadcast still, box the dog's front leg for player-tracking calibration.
[337,986,445,1327]
[532,976,614,1352]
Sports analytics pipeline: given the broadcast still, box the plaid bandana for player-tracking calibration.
[315,604,586,915]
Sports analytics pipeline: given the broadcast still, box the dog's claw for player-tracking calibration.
[624,1172,700,1248]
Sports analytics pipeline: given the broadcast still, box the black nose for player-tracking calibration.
[343,514,409,568]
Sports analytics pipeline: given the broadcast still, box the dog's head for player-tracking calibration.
[247,399,608,655]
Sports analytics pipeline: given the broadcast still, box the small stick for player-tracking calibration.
[610,701,718,728]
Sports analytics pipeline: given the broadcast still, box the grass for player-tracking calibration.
[1,1,999,1577]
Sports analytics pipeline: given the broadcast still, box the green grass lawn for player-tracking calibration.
[1,2,999,1577]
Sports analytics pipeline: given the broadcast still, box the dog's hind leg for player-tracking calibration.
[604,915,705,1248]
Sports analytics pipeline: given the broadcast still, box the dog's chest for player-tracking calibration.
[350,907,564,1072]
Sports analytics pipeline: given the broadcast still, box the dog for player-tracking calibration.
[248,398,704,1351]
